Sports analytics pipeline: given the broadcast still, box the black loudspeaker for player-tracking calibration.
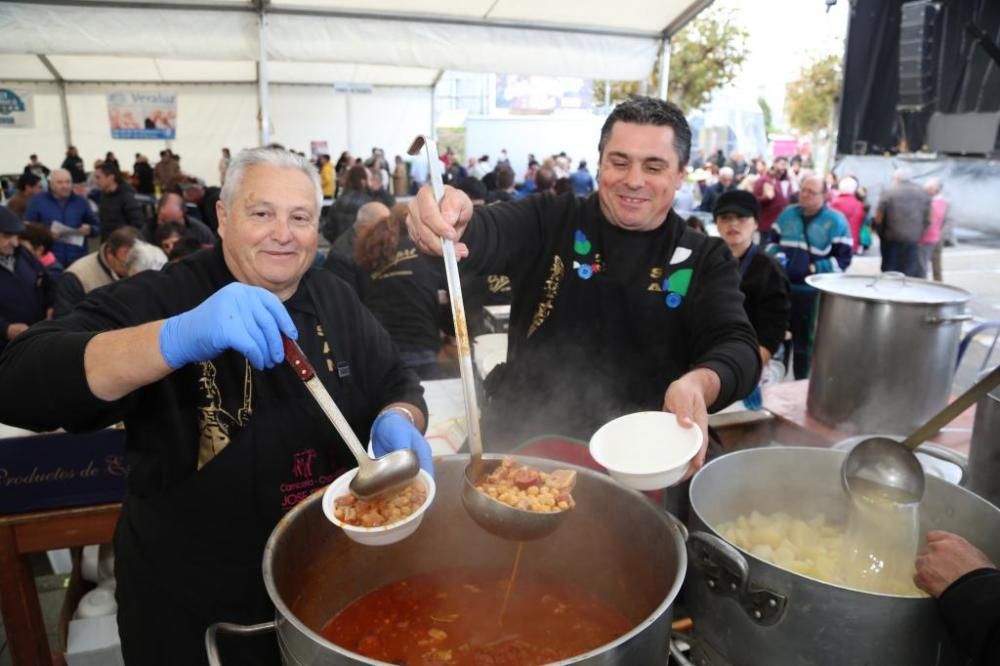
[927,112,1000,155]
[897,1,941,111]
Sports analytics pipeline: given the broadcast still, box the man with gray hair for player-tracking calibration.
[0,146,432,665]
[698,165,736,212]
[23,167,99,267]
[875,168,931,277]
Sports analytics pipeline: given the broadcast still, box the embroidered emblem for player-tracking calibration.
[659,268,694,309]
[665,268,693,296]
[528,255,564,337]
[573,230,592,255]
[487,275,511,294]
[292,449,317,480]
[669,247,693,265]
[196,360,253,470]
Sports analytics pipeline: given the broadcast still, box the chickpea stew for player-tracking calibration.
[475,458,577,513]
[334,480,428,528]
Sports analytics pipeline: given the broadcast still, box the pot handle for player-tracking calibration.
[664,509,689,541]
[205,621,276,666]
[924,314,974,325]
[915,443,969,486]
[687,531,787,626]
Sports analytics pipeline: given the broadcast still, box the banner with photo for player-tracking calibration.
[107,90,177,139]
[0,88,35,129]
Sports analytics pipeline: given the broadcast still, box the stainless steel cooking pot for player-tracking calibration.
[805,273,971,435]
[207,454,687,665]
[684,447,1000,665]
[969,382,1000,508]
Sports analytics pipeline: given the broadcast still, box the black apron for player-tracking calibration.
[115,277,360,666]
[481,209,708,450]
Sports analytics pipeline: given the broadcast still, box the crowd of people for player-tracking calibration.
[0,96,992,666]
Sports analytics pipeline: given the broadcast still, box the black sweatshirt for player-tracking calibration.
[0,245,425,664]
[460,192,760,445]
[737,249,791,355]
[939,568,1000,665]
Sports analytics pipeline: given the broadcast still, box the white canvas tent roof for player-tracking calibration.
[0,0,711,183]
[0,0,711,84]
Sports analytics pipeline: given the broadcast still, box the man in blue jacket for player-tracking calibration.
[23,168,98,267]
[766,174,852,379]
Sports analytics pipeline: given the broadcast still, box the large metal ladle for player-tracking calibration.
[407,135,562,541]
[843,363,1000,504]
[282,335,420,499]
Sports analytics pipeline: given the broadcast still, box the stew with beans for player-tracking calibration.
[320,568,631,665]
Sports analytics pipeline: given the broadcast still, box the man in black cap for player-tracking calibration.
[714,189,790,384]
[0,207,54,354]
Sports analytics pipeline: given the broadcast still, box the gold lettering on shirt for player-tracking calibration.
[372,248,418,280]
[528,255,564,338]
[316,324,335,372]
[488,275,511,294]
[196,360,253,470]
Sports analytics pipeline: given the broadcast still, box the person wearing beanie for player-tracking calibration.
[714,189,790,385]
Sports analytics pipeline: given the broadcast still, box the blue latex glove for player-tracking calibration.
[159,283,297,371]
[742,385,763,411]
[371,410,434,477]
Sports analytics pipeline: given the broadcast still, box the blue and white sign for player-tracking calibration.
[0,88,34,129]
[107,90,177,139]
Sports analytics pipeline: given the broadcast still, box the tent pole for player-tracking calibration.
[657,37,671,101]
[38,55,73,147]
[257,12,271,146]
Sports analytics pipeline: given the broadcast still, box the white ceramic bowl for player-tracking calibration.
[589,411,703,490]
[322,468,435,546]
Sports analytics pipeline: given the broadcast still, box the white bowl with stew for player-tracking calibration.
[322,468,436,546]
[589,411,703,490]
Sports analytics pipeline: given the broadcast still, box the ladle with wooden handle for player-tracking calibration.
[407,135,562,541]
[843,364,1000,504]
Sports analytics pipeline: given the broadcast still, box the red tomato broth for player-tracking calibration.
[319,568,633,665]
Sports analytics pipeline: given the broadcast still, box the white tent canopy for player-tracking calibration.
[0,0,710,183]
[0,0,708,82]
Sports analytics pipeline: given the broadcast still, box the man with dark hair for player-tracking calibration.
[95,162,144,240]
[570,160,595,197]
[61,146,87,184]
[143,191,216,247]
[24,154,50,180]
[533,166,557,194]
[407,96,759,472]
[180,182,222,235]
[6,173,43,219]
[133,153,156,196]
[53,226,140,317]
[486,166,517,204]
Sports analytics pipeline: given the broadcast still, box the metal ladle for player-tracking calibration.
[407,135,563,541]
[843,363,1000,504]
[282,335,420,499]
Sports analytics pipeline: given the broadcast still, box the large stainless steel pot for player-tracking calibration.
[969,383,1000,508]
[805,273,971,435]
[208,455,687,665]
[684,447,1000,666]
